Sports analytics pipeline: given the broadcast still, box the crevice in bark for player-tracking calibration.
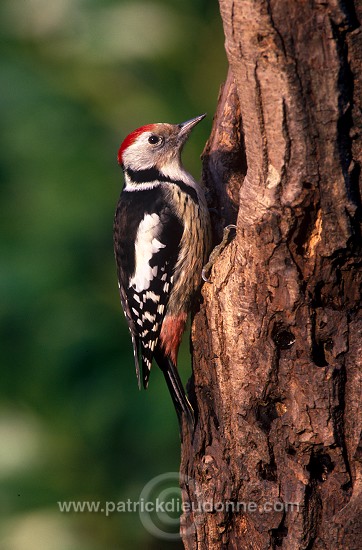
[307,447,335,483]
[200,384,220,431]
[270,513,288,549]
[266,0,287,59]
[202,72,246,242]
[255,398,280,435]
[256,332,283,482]
[254,61,269,179]
[332,362,353,490]
[310,309,328,367]
[332,18,361,211]
[280,99,291,189]
[302,477,321,550]
[293,203,321,259]
[338,0,360,32]
[257,450,277,482]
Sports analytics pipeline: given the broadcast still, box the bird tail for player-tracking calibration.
[154,351,194,431]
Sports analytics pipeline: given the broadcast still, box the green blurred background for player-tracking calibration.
[0,1,226,548]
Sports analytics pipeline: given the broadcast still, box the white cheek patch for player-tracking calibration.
[130,213,166,292]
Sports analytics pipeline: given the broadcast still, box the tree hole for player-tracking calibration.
[307,450,334,482]
[271,322,295,350]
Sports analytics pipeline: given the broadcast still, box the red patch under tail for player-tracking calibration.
[159,313,187,365]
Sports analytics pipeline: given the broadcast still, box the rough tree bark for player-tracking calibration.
[181,1,361,549]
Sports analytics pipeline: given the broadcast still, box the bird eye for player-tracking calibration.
[148,135,160,145]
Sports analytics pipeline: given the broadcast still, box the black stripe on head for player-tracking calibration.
[126,167,198,204]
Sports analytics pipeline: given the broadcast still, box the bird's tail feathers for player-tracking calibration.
[131,333,141,389]
[154,351,194,431]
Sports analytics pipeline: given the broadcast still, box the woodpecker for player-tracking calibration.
[113,114,211,429]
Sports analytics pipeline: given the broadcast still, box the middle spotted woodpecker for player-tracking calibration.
[113,114,211,429]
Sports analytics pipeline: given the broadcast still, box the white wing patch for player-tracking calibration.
[129,213,166,292]
[143,291,160,303]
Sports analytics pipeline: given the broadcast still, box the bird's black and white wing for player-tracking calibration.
[113,187,183,388]
[113,196,142,387]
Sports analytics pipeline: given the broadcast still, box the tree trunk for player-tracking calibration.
[181,1,362,549]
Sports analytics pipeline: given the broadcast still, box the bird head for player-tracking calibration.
[117,114,206,173]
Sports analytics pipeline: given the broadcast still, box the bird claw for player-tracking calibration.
[202,224,237,283]
[201,267,211,283]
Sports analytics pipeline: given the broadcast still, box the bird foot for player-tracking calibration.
[202,224,237,283]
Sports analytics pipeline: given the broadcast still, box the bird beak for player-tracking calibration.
[178,114,206,141]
